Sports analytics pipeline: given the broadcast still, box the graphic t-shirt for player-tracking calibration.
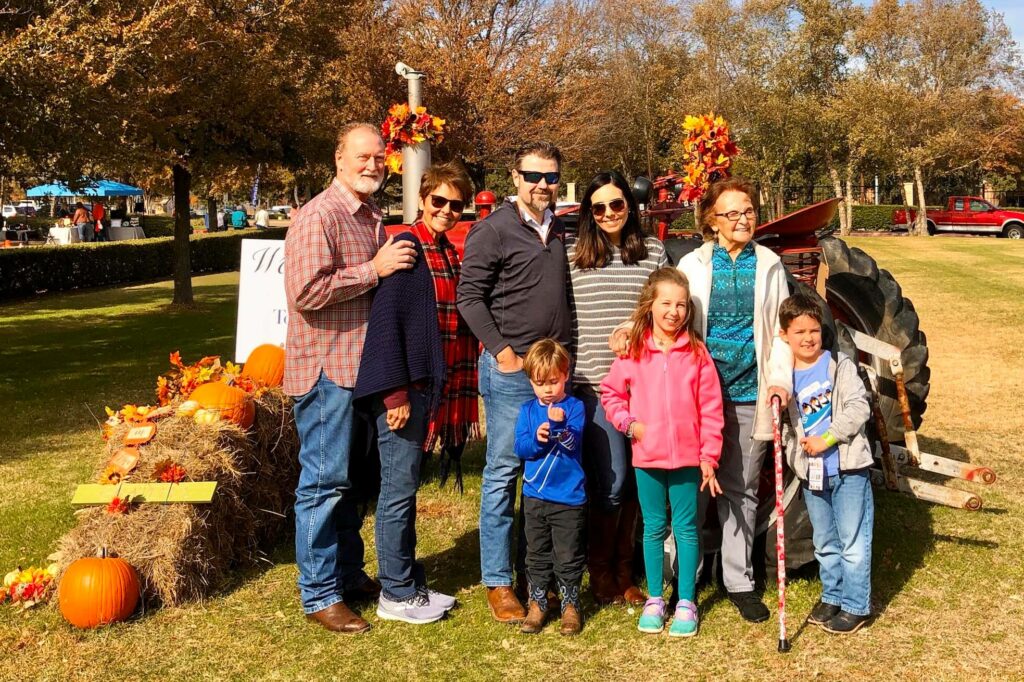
[793,353,839,476]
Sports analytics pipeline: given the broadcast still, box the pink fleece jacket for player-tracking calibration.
[600,332,724,470]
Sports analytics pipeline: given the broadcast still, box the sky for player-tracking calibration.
[985,0,1024,49]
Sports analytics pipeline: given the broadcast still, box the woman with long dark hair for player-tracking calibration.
[566,170,667,606]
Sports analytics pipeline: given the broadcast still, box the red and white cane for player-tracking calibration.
[771,395,792,653]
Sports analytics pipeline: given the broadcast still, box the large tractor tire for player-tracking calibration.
[819,236,930,436]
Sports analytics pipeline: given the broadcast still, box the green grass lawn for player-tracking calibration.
[1,237,1023,680]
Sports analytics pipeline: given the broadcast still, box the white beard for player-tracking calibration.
[352,175,383,195]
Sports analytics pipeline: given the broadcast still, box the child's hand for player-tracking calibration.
[609,328,630,358]
[800,435,829,455]
[700,461,722,497]
[547,405,565,422]
[630,422,646,442]
[536,422,550,443]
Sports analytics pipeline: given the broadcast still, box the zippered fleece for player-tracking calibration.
[600,333,724,470]
[783,350,874,478]
[678,241,793,440]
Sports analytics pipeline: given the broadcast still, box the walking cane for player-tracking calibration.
[771,394,792,653]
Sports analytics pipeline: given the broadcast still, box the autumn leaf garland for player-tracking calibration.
[380,103,446,174]
[679,113,741,202]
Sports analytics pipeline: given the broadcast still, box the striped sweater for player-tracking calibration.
[566,235,668,389]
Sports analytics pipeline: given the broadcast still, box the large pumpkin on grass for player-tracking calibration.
[58,554,140,628]
[241,344,285,387]
[189,382,255,429]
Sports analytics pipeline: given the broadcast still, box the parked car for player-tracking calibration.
[16,200,39,211]
[893,196,1024,238]
[1,205,17,219]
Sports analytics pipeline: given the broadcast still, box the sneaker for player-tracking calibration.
[668,599,699,638]
[727,590,770,623]
[637,597,666,634]
[823,610,870,634]
[418,585,457,611]
[808,600,841,626]
[376,592,447,624]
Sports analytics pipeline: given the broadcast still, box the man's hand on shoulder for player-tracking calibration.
[373,235,417,278]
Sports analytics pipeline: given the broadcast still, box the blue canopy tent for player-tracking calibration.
[26,180,144,197]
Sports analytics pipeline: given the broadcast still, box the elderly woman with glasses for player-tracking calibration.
[567,170,667,607]
[676,176,792,623]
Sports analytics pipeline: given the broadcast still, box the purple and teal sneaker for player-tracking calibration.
[669,599,698,637]
[638,597,666,634]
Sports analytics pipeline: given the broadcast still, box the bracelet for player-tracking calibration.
[821,431,839,447]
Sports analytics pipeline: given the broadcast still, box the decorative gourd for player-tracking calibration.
[176,400,201,417]
[241,344,285,387]
[58,552,140,628]
[188,382,255,429]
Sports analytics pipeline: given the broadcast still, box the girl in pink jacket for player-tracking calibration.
[600,267,724,637]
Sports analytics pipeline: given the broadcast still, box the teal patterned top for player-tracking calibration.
[706,242,758,402]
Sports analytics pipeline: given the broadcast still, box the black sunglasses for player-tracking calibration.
[429,194,465,213]
[518,170,561,185]
[591,198,627,218]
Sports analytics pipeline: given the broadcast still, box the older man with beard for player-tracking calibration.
[284,122,417,633]
[457,141,572,623]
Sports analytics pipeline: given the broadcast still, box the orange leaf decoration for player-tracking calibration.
[379,103,445,175]
[105,496,132,515]
[155,460,187,483]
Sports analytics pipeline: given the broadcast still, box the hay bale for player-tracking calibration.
[58,389,299,606]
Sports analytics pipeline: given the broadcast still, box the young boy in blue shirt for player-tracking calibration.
[779,294,875,634]
[514,338,586,636]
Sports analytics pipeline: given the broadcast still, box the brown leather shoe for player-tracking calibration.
[615,501,646,606]
[519,600,548,634]
[343,576,382,604]
[560,603,582,636]
[487,586,527,623]
[305,602,371,634]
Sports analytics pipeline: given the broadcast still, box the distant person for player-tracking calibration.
[779,294,875,634]
[254,204,270,230]
[216,208,226,231]
[92,201,107,241]
[231,206,247,228]
[72,202,92,242]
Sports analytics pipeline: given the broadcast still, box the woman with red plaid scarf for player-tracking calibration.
[409,162,481,490]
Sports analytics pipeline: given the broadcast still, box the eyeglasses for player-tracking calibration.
[713,208,757,223]
[592,198,627,218]
[429,194,465,213]
[517,170,561,185]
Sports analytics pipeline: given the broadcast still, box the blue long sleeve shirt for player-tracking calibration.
[513,396,587,506]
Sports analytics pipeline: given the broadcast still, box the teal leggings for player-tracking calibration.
[636,467,700,601]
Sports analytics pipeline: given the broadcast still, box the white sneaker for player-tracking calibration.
[377,592,447,624]
[418,585,456,611]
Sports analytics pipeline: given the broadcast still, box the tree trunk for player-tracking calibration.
[172,163,194,304]
[844,166,854,235]
[914,165,928,237]
[207,196,218,232]
[828,165,849,235]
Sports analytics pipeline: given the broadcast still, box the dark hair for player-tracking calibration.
[629,267,702,359]
[523,338,571,381]
[697,176,757,240]
[779,293,824,330]
[573,171,648,269]
[513,141,562,170]
[419,161,473,204]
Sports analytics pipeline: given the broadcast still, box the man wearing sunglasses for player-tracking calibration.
[457,141,572,624]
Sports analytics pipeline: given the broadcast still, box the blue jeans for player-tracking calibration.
[374,388,429,600]
[576,386,633,511]
[292,372,369,614]
[803,469,874,616]
[478,350,535,587]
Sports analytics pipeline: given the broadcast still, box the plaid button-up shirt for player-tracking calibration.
[283,179,384,396]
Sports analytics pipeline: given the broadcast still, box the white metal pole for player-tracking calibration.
[397,63,430,224]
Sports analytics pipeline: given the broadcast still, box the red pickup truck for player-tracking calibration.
[893,196,1024,238]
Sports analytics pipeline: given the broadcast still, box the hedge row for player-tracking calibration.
[0,228,286,300]
[667,203,907,234]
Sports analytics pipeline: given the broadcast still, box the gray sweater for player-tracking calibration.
[456,202,571,356]
[783,350,874,478]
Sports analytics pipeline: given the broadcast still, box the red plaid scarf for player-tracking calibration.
[410,221,480,450]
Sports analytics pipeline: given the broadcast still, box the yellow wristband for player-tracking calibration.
[821,431,839,447]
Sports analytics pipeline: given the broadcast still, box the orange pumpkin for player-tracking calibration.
[241,344,285,387]
[189,382,255,429]
[58,553,140,628]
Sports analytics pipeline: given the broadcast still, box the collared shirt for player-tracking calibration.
[283,178,384,396]
[512,197,554,243]
[706,242,758,402]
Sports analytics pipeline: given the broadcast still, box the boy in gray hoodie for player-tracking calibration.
[779,294,874,634]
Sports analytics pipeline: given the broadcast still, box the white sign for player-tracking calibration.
[235,239,287,362]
